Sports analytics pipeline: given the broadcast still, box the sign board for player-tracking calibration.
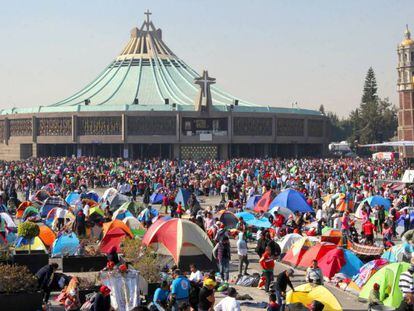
[200,133,212,141]
[402,170,414,183]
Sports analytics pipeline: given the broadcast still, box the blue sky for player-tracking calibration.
[0,0,412,116]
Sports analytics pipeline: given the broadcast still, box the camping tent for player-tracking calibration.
[352,258,388,289]
[118,201,141,215]
[359,262,410,308]
[286,283,342,311]
[268,189,313,213]
[38,225,56,248]
[102,220,133,239]
[112,208,134,221]
[245,195,261,209]
[51,233,80,257]
[22,206,40,219]
[297,242,337,269]
[15,236,47,252]
[319,248,363,278]
[254,191,275,212]
[123,216,146,237]
[102,188,129,210]
[83,191,99,202]
[219,211,239,229]
[277,233,303,254]
[381,244,406,263]
[100,227,131,253]
[0,212,16,228]
[321,229,343,245]
[282,237,313,267]
[175,188,191,207]
[142,218,216,270]
[65,192,80,205]
[268,206,294,220]
[16,201,32,218]
[40,196,67,218]
[361,195,391,210]
[150,193,165,204]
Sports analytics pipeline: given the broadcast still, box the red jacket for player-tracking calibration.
[362,221,376,235]
[259,252,275,271]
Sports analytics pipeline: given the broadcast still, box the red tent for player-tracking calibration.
[282,237,312,267]
[142,218,216,270]
[297,242,336,269]
[318,248,346,278]
[254,191,275,212]
[100,227,130,253]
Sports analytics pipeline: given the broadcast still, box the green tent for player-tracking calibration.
[359,262,410,308]
[22,206,39,219]
[118,201,143,216]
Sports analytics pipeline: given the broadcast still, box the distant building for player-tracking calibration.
[397,25,414,157]
[0,12,328,160]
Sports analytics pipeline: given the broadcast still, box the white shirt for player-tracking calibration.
[316,209,325,221]
[189,270,203,283]
[214,296,240,311]
[56,208,66,219]
[220,184,228,194]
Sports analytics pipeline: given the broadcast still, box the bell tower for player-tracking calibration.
[398,25,414,156]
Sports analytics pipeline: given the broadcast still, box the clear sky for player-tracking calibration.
[0,0,412,116]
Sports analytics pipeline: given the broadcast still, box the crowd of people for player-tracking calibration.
[1,156,414,310]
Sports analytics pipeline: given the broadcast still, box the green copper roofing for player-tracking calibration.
[1,13,322,116]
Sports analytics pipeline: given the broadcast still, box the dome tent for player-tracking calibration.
[142,218,216,270]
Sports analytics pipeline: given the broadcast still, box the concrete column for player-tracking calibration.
[304,118,309,140]
[32,116,37,143]
[173,144,180,159]
[32,143,38,158]
[4,118,9,145]
[272,116,276,142]
[122,114,127,142]
[176,113,180,141]
[72,115,77,143]
[123,143,129,159]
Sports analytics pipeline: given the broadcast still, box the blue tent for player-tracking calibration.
[39,204,55,218]
[150,193,165,204]
[235,211,255,221]
[245,195,261,209]
[340,249,364,277]
[362,196,391,210]
[114,210,134,221]
[175,188,191,207]
[268,189,313,213]
[246,217,272,229]
[51,233,80,257]
[65,192,80,205]
[83,191,99,202]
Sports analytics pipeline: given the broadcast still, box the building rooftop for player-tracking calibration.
[1,12,322,116]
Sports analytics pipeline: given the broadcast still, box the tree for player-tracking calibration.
[319,104,326,115]
[361,67,378,104]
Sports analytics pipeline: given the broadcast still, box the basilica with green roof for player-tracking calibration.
[0,12,328,160]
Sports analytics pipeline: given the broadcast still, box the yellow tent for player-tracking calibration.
[286,283,342,311]
[15,236,47,252]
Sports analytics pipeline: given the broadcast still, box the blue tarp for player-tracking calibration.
[246,217,272,229]
[65,192,80,205]
[114,210,134,221]
[268,189,313,213]
[175,188,191,207]
[51,233,80,257]
[235,211,255,221]
[340,249,364,277]
[150,193,165,204]
[362,196,391,210]
[245,195,261,209]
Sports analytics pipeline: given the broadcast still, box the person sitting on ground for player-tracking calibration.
[198,278,216,311]
[306,260,324,285]
[189,264,203,285]
[368,283,382,308]
[397,293,414,311]
[152,281,170,310]
[92,285,111,311]
[214,287,240,311]
[267,293,280,311]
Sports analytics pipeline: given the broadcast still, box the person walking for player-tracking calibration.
[215,236,231,283]
[259,246,275,293]
[237,232,249,276]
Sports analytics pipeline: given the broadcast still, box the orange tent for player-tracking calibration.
[321,229,343,245]
[297,242,337,269]
[102,219,133,239]
[16,201,32,218]
[38,225,56,247]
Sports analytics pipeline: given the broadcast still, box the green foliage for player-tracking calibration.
[326,67,397,146]
[17,222,40,239]
[0,264,38,293]
[131,248,162,283]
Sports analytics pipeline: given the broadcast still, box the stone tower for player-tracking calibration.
[398,25,414,156]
